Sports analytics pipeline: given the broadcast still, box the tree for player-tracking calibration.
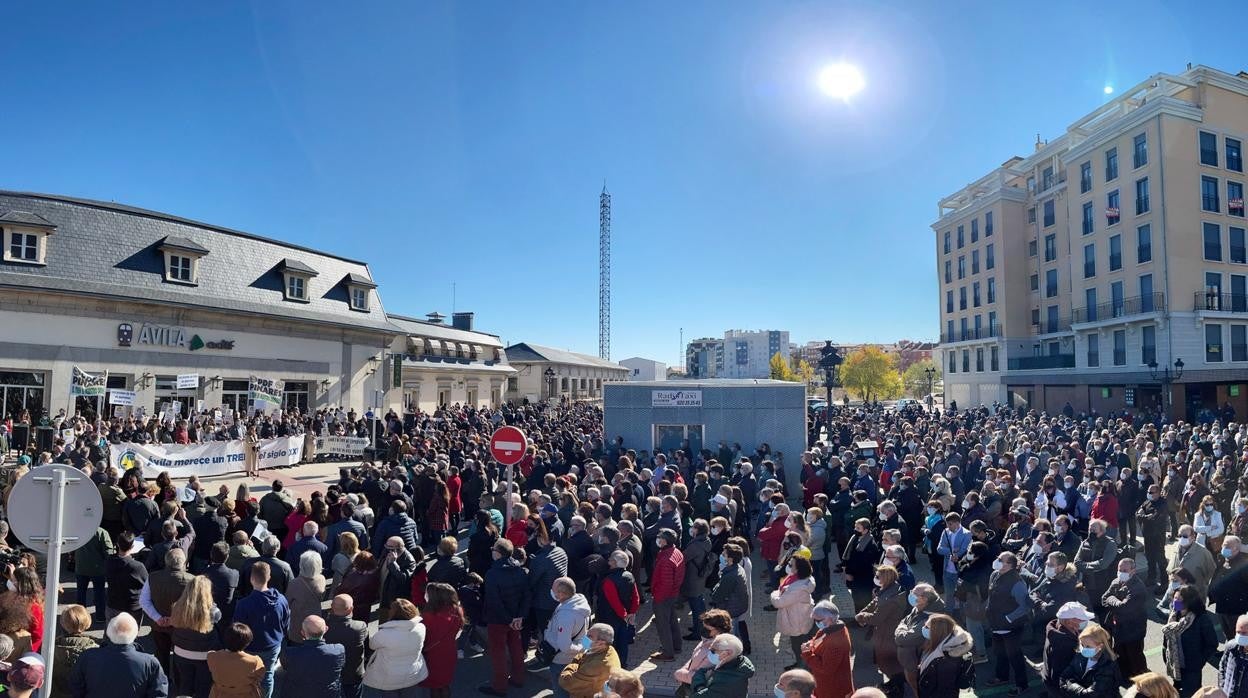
[902,359,941,399]
[769,352,797,381]
[838,346,904,402]
[792,358,816,386]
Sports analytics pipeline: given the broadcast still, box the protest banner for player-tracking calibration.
[176,374,199,390]
[109,389,136,406]
[249,376,282,412]
[110,435,306,478]
[315,435,370,457]
[70,367,106,397]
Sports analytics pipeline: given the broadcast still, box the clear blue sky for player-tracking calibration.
[1,2,1240,365]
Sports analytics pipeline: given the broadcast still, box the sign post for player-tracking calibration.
[490,426,528,530]
[7,465,103,695]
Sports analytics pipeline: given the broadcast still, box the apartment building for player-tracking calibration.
[684,330,790,379]
[935,65,1248,419]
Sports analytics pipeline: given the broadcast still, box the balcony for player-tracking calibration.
[1072,293,1166,324]
[940,326,1001,343]
[1039,171,1067,193]
[1031,317,1071,335]
[1008,354,1076,370]
[1195,291,1248,313]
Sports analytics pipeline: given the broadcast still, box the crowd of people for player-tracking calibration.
[2,396,1248,698]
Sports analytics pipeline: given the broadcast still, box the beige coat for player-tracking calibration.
[770,576,815,637]
[559,646,620,698]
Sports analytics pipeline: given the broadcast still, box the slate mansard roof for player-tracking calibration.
[0,191,394,333]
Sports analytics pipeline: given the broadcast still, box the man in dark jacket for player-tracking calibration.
[1101,557,1149,679]
[278,615,346,698]
[378,536,417,622]
[105,531,148,622]
[191,504,231,571]
[233,561,291,698]
[1210,535,1248,639]
[325,500,371,562]
[481,539,530,696]
[1136,484,1170,591]
[680,520,714,641]
[325,595,368,698]
[1033,602,1093,694]
[140,547,194,674]
[426,537,470,588]
[70,612,168,698]
[525,530,568,649]
[239,536,293,597]
[985,551,1029,693]
[371,501,420,556]
[287,520,329,570]
[560,516,596,593]
[258,480,296,543]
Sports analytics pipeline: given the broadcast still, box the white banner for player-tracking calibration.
[651,389,702,407]
[176,374,199,390]
[110,436,306,478]
[109,389,136,406]
[249,376,282,412]
[315,435,370,457]
[70,366,106,397]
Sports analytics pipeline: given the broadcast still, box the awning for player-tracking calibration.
[458,343,470,356]
[427,339,443,354]
[471,344,484,358]
[407,337,426,354]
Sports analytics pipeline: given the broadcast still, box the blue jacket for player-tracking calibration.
[70,642,168,698]
[287,535,329,571]
[279,638,347,698]
[233,587,291,652]
[372,513,419,556]
[325,518,371,562]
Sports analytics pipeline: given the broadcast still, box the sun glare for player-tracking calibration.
[818,63,865,100]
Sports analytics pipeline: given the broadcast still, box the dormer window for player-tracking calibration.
[351,286,369,311]
[342,273,377,312]
[158,236,208,285]
[279,258,318,303]
[1,210,56,266]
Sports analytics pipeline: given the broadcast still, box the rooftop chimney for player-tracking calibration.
[452,312,474,331]
[425,312,446,324]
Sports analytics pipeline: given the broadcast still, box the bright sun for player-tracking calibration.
[818,63,865,100]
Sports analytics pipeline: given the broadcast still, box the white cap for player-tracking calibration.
[712,494,729,506]
[1056,602,1094,621]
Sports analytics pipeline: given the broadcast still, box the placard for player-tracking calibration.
[651,390,702,407]
[109,389,136,406]
[70,367,106,397]
[315,435,370,457]
[249,376,282,410]
[176,374,199,390]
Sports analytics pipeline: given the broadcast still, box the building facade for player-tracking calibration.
[390,312,515,411]
[685,330,789,380]
[620,357,667,382]
[685,338,722,378]
[935,65,1248,419]
[505,343,629,401]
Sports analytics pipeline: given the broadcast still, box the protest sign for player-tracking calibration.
[249,376,282,411]
[70,367,105,397]
[110,436,306,478]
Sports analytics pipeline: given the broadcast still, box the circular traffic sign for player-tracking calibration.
[7,464,104,554]
[490,426,529,466]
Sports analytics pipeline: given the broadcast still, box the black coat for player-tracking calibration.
[561,530,596,584]
[372,513,419,556]
[1041,620,1080,686]
[1059,652,1121,697]
[843,534,880,590]
[204,563,239,619]
[918,654,968,698]
[426,552,470,589]
[1100,575,1149,643]
[1171,611,1219,678]
[69,642,168,698]
[483,556,530,625]
[278,638,346,697]
[528,544,569,612]
[1210,555,1248,616]
[324,614,368,685]
[468,527,499,577]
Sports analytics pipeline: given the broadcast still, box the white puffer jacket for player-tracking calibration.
[362,617,429,690]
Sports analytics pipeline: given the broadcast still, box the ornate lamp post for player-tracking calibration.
[1147,357,1184,412]
[817,341,842,408]
[923,366,936,409]
[544,367,556,399]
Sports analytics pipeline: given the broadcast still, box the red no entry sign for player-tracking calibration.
[490,426,528,466]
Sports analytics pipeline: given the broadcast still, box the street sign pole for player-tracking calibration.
[489,426,529,531]
[40,468,68,693]
[505,462,514,530]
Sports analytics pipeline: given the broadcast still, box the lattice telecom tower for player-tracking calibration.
[599,184,612,360]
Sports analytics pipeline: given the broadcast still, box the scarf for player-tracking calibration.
[854,533,874,553]
[1162,611,1196,675]
[918,632,958,674]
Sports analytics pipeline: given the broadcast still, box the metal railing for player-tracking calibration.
[1008,354,1076,370]
[1195,291,1248,313]
[1031,318,1071,335]
[1072,292,1165,323]
[940,326,1001,343]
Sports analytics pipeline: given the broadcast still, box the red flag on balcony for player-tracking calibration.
[1106,207,1120,218]
[1232,198,1244,211]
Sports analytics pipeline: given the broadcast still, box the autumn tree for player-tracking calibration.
[902,359,941,399]
[838,346,904,402]
[769,352,797,381]
[792,358,816,386]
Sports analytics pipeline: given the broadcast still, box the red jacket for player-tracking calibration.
[419,606,464,689]
[803,474,825,508]
[447,475,463,515]
[758,520,788,562]
[651,545,686,603]
[505,519,528,550]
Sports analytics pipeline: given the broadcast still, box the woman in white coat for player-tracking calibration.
[770,554,816,671]
[363,599,428,698]
[1194,493,1226,554]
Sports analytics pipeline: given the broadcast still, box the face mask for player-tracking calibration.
[991,560,1004,571]
[1179,536,1192,548]
[1078,619,1089,631]
[926,507,936,516]
[1241,505,1248,515]
[1117,571,1130,583]
[1168,581,1180,592]
[719,555,728,568]
[962,500,972,509]
[1057,526,1068,534]
[1079,646,1097,658]
[1224,548,1235,559]
[1045,565,1058,579]
[1030,543,1043,556]
[1173,600,1185,613]
[580,635,593,651]
[908,592,919,607]
[786,564,795,576]
[815,620,828,630]
[1206,505,1215,513]
[551,590,560,602]
[1064,481,1074,489]
[707,650,721,666]
[921,626,931,639]
[873,576,882,587]
[775,687,787,698]
[1137,475,1146,482]
[1237,634,1248,647]
[965,554,975,563]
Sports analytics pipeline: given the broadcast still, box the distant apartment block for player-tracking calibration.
[686,330,790,379]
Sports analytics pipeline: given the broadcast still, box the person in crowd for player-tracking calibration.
[800,600,854,698]
[1138,483,1171,592]
[1171,524,1217,601]
[916,612,973,698]
[680,519,715,642]
[72,525,114,625]
[241,537,293,597]
[525,522,569,654]
[1163,583,1219,697]
[51,605,97,698]
[1211,535,1248,640]
[597,549,640,667]
[895,583,943,695]
[649,528,686,662]
[362,598,428,697]
[1058,622,1121,698]
[481,538,530,696]
[105,530,148,622]
[207,622,267,698]
[331,531,362,594]
[337,551,381,623]
[170,576,223,698]
[544,577,593,698]
[806,506,830,598]
[1074,518,1117,614]
[226,530,260,573]
[771,555,815,671]
[69,612,168,698]
[418,583,463,698]
[140,547,194,675]
[232,561,290,698]
[984,551,1029,696]
[558,623,621,698]
[258,480,296,544]
[372,501,419,557]
[775,668,817,698]
[286,550,328,642]
[205,542,240,625]
[7,652,46,698]
[1128,672,1180,698]
[287,520,328,570]
[469,510,501,578]
[1031,551,1078,641]
[278,615,346,698]
[689,633,754,697]
[1102,556,1150,682]
[325,594,369,698]
[1195,494,1227,555]
[426,537,470,589]
[842,518,881,613]
[855,563,907,694]
[1216,612,1248,698]
[378,537,417,623]
[675,609,733,697]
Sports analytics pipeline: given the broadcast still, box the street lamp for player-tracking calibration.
[1147,358,1184,412]
[543,367,556,400]
[923,366,936,409]
[817,341,842,408]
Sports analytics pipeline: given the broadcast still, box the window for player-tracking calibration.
[944,260,951,283]
[1106,190,1120,224]
[990,346,999,371]
[989,311,997,333]
[282,382,310,413]
[1229,138,1244,173]
[1208,272,1224,305]
[1230,181,1244,217]
[1030,273,1039,291]
[6,231,37,262]
[976,348,984,372]
[945,291,953,313]
[1046,269,1058,298]
[957,225,964,248]
[1044,234,1056,262]
[1084,243,1096,278]
[1205,222,1223,261]
[285,274,306,301]
[1111,280,1124,317]
[987,277,996,303]
[1028,176,1036,193]
[1233,274,1247,312]
[1043,200,1055,227]
[1032,308,1041,327]
[973,282,981,307]
[971,250,979,274]
[1142,325,1156,365]
[1082,202,1094,234]
[974,314,982,337]
[943,231,951,253]
[957,256,966,279]
[1113,330,1126,366]
[350,286,370,311]
[959,287,967,310]
[1105,147,1118,181]
[1109,234,1122,271]
[946,319,954,339]
[1042,166,1055,191]
[1200,131,1219,166]
[948,351,956,373]
[1137,224,1152,263]
[1140,274,1154,311]
[1136,177,1150,215]
[1028,207,1036,224]
[1232,227,1247,264]
[1234,325,1248,362]
[971,219,979,243]
[960,317,968,337]
[1133,133,1147,168]
[168,254,193,282]
[1207,323,1224,362]
[962,350,970,372]
[986,243,995,269]
[1029,239,1037,257]
[1203,176,1221,212]
[1080,161,1092,193]
[1047,305,1060,333]
[1087,333,1100,367]
[1085,288,1098,321]
[985,211,994,236]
